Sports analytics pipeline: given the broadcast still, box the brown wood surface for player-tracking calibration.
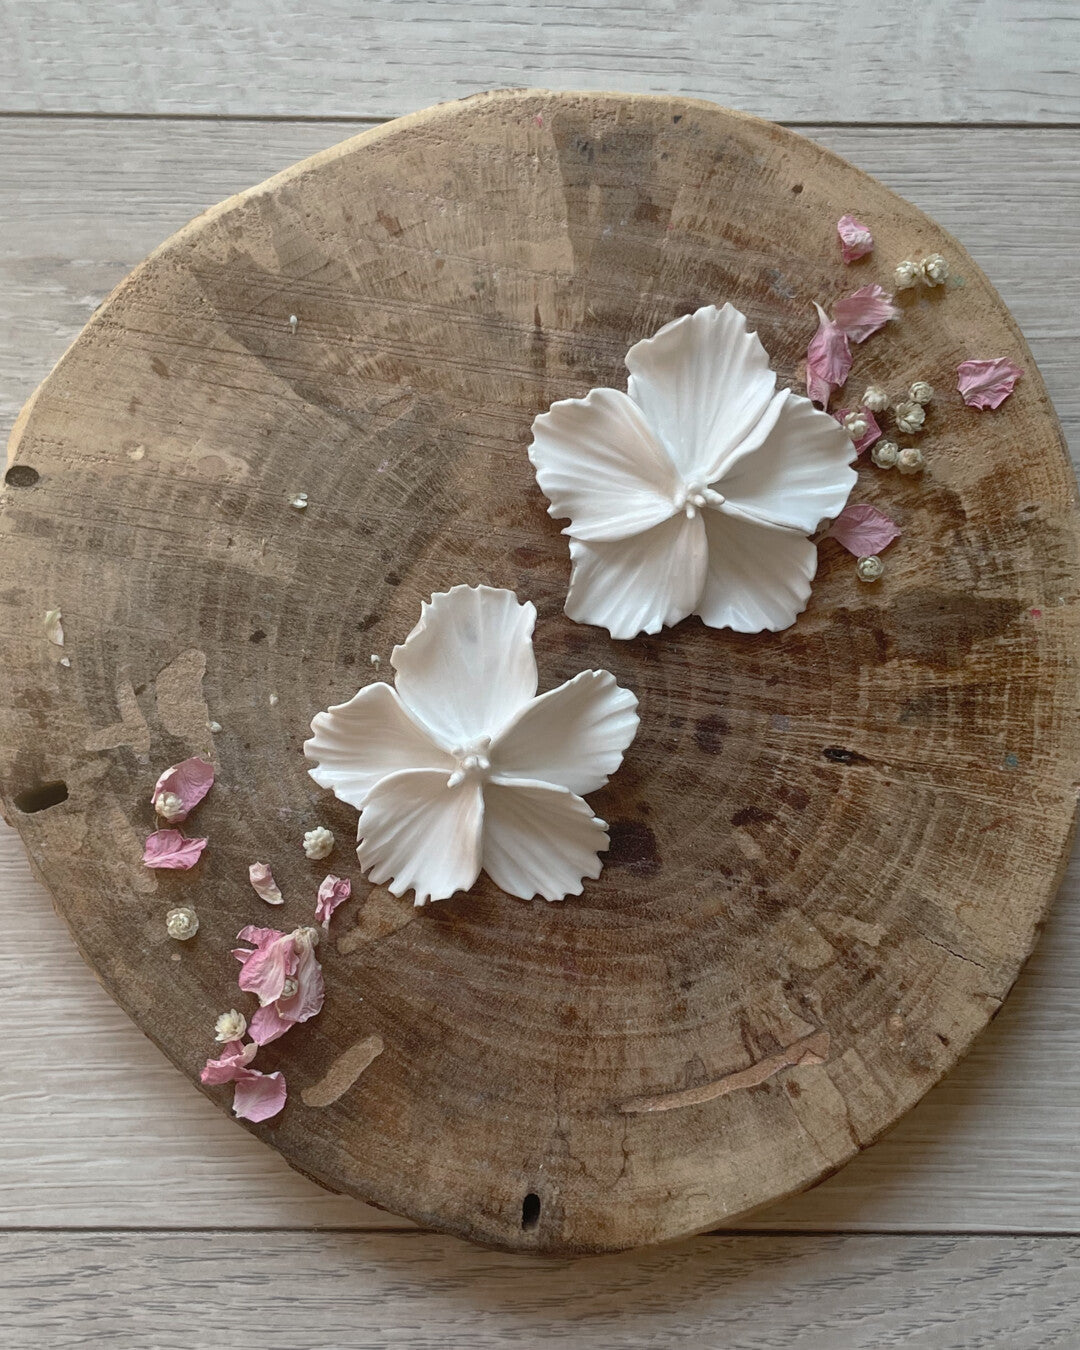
[1,89,1078,1255]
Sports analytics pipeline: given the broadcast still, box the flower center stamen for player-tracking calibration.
[447,736,493,789]
[674,481,724,519]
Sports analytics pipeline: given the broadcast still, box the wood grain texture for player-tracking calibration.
[1,0,1079,123]
[2,92,1078,1253]
[3,120,1077,476]
[4,819,1080,1233]
[4,1230,1080,1349]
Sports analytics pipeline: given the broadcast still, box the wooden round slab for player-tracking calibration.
[3,90,1079,1254]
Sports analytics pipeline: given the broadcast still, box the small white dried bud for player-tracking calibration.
[166,906,199,940]
[370,653,380,667]
[909,381,934,405]
[215,1009,247,1043]
[856,555,885,583]
[894,401,926,434]
[861,385,890,413]
[209,720,222,733]
[268,692,279,707]
[842,411,869,441]
[289,314,299,334]
[894,260,919,290]
[871,440,899,469]
[280,977,299,1000]
[897,446,926,475]
[296,924,321,948]
[154,790,186,821]
[59,656,71,668]
[918,253,949,286]
[290,492,308,510]
[303,825,334,860]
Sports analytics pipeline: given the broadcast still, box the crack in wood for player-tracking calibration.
[917,931,992,974]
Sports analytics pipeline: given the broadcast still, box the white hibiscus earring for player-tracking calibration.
[305,585,639,906]
[529,304,858,638]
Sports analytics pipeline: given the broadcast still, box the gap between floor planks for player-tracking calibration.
[1,111,1078,129]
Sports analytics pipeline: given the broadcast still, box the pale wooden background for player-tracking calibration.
[2,3,1079,1345]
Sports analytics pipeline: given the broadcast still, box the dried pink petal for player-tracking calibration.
[200,1039,257,1085]
[234,925,296,1006]
[234,925,325,1046]
[199,1040,286,1122]
[151,756,214,822]
[806,302,852,408]
[232,1070,287,1122]
[287,934,325,1026]
[834,407,882,456]
[249,929,325,1046]
[235,924,283,947]
[828,502,902,556]
[833,285,898,343]
[143,828,208,870]
[249,861,284,905]
[247,1001,296,1046]
[957,358,1023,410]
[837,214,873,264]
[315,874,352,928]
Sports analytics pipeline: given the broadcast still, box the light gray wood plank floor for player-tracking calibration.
[1,13,1079,1338]
[1,0,1078,123]
[5,1232,1080,1349]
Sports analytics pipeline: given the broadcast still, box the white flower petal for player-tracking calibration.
[304,682,451,810]
[716,389,857,533]
[708,386,788,479]
[625,304,778,484]
[356,769,484,905]
[697,511,818,633]
[565,511,707,639]
[491,670,639,796]
[529,387,681,542]
[482,778,609,901]
[391,585,538,747]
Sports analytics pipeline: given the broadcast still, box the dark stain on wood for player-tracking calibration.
[606,820,661,877]
[693,713,730,754]
[732,806,775,827]
[890,592,1026,668]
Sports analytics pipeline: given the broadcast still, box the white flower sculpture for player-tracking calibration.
[305,586,639,905]
[529,304,858,638]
